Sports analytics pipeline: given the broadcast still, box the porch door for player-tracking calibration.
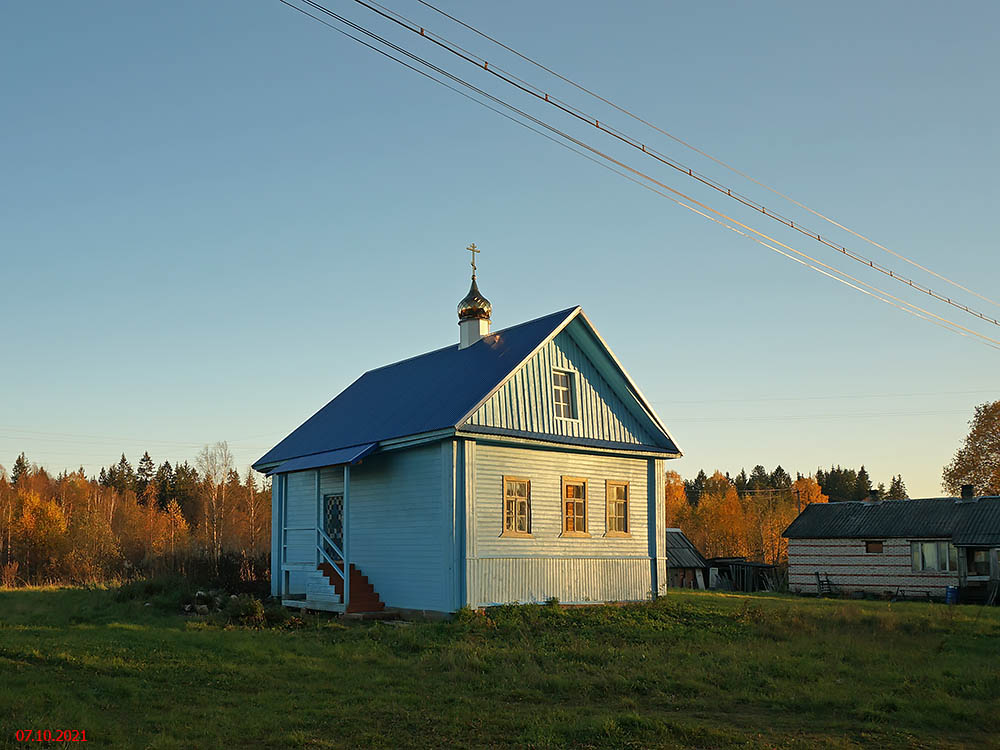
[323,493,344,560]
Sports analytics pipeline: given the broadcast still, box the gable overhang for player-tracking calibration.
[457,427,680,460]
[455,306,681,455]
[570,309,682,455]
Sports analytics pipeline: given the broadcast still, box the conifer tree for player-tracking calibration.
[11,453,29,486]
[114,454,135,495]
[769,465,791,489]
[854,466,872,501]
[136,452,155,500]
[886,474,909,500]
[733,469,749,496]
[685,469,707,506]
[154,461,174,509]
[748,465,770,491]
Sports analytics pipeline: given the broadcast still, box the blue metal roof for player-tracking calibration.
[265,443,377,476]
[254,308,579,470]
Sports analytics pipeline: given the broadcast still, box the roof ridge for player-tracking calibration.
[360,306,581,376]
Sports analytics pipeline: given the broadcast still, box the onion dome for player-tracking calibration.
[458,276,492,321]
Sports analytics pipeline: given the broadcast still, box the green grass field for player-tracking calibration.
[0,587,998,749]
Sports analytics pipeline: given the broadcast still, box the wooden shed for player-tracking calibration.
[664,528,708,589]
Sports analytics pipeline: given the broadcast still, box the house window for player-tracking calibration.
[911,541,958,572]
[606,481,629,536]
[865,541,883,554]
[561,477,588,535]
[969,549,990,576]
[553,370,576,419]
[502,477,531,537]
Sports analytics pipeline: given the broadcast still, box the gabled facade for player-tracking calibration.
[255,280,681,614]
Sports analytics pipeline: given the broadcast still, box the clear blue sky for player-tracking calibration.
[2,1,997,496]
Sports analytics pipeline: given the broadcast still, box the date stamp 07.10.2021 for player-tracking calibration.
[15,729,88,742]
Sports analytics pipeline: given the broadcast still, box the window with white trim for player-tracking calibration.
[606,481,629,535]
[911,541,958,572]
[561,477,588,535]
[552,370,576,419]
[502,477,531,537]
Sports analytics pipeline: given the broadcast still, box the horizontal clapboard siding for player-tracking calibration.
[469,442,651,605]
[473,443,648,557]
[279,443,451,609]
[466,326,658,446]
[469,557,652,606]
[788,538,958,595]
[282,470,319,594]
[284,470,317,566]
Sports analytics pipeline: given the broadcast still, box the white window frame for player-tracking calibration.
[552,369,578,421]
[501,476,532,538]
[910,540,958,573]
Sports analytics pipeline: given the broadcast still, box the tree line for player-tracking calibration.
[666,464,908,566]
[0,443,270,588]
[6,394,995,588]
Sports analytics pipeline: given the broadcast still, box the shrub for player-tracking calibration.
[1,561,21,588]
[225,594,266,627]
[183,552,270,596]
[114,574,194,611]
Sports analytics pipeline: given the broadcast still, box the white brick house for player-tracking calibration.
[784,495,1000,601]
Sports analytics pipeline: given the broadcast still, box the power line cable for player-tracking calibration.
[662,388,998,406]
[353,0,1000,329]
[669,408,970,423]
[277,0,1000,350]
[412,0,1000,312]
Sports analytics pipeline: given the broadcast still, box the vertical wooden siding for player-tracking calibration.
[469,557,652,606]
[466,327,658,446]
[788,538,959,596]
[469,442,652,606]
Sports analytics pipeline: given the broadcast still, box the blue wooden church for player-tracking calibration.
[254,254,681,614]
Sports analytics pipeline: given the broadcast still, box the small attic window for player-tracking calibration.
[553,369,577,419]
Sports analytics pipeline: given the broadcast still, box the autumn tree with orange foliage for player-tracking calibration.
[670,467,834,566]
[0,448,269,587]
[664,471,688,529]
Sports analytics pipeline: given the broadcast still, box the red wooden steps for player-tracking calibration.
[318,562,386,613]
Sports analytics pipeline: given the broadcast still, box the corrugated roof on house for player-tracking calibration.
[783,496,1000,544]
[665,528,709,569]
[954,499,1000,546]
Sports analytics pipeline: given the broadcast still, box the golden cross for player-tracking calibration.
[467,243,480,276]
